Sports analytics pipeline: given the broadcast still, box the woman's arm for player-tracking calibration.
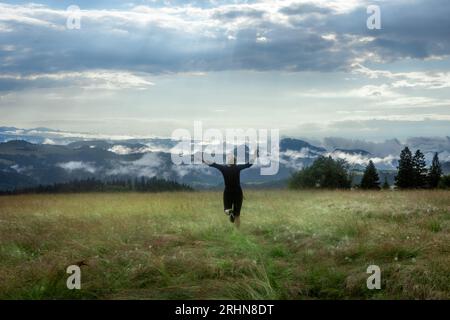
[202,153,221,168]
[239,148,259,170]
[202,152,213,166]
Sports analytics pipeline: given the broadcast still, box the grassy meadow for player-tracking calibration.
[0,190,449,300]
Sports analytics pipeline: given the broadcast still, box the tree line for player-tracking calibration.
[0,177,193,195]
[394,148,442,189]
[289,148,448,190]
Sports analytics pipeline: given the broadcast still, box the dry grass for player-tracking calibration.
[0,190,449,299]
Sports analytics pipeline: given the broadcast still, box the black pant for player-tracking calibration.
[223,188,243,216]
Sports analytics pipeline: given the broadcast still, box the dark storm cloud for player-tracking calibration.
[321,0,450,61]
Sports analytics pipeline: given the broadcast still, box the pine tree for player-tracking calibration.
[382,176,390,190]
[428,152,442,188]
[395,147,414,189]
[360,160,380,189]
[412,149,427,188]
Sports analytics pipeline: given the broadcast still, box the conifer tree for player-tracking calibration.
[412,149,427,188]
[395,147,414,189]
[428,152,442,188]
[360,160,380,189]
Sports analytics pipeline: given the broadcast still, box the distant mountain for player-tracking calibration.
[2,126,450,191]
[0,170,36,191]
[323,137,403,157]
[280,138,326,153]
[67,140,151,155]
[0,139,291,191]
[0,126,142,145]
[0,127,67,144]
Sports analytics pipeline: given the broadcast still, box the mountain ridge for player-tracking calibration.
[1,127,450,191]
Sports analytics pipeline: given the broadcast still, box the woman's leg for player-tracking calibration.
[232,190,243,228]
[223,190,233,215]
[234,216,240,228]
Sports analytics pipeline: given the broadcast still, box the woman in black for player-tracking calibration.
[202,150,259,228]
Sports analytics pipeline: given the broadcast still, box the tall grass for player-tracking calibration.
[0,190,449,299]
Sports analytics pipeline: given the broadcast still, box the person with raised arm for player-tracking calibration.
[202,148,259,228]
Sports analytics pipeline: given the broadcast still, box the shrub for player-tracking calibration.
[289,156,351,189]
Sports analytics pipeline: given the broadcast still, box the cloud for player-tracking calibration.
[321,135,450,159]
[323,137,403,157]
[108,144,169,155]
[296,63,450,110]
[0,1,449,140]
[11,164,33,174]
[0,70,154,91]
[279,149,313,170]
[328,150,398,168]
[57,161,97,173]
[107,153,162,177]
[172,162,216,178]
[43,138,56,144]
[353,64,450,90]
[406,136,450,154]
[279,2,332,16]
[1,0,449,85]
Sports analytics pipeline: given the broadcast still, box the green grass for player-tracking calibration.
[0,190,449,299]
